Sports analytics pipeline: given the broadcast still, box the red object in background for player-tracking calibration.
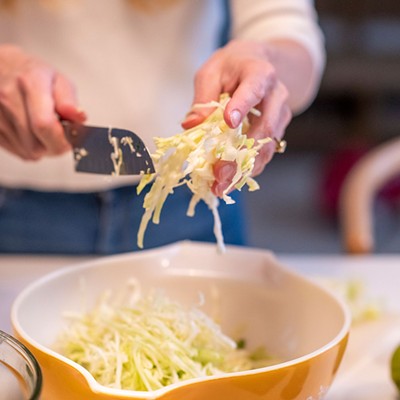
[380,175,400,204]
[320,146,400,219]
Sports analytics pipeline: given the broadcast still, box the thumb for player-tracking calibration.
[211,160,237,197]
[53,73,87,123]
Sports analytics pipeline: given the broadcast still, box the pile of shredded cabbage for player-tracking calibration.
[137,94,270,252]
[55,283,273,392]
[318,278,381,324]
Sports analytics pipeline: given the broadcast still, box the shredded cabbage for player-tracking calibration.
[317,278,381,324]
[55,282,275,392]
[137,94,270,252]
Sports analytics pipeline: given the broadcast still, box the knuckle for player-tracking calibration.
[193,68,204,84]
[50,142,70,156]
[194,50,222,84]
[16,69,36,92]
[24,153,41,161]
[27,143,46,160]
[21,149,43,161]
[257,119,273,137]
[0,84,15,108]
[194,63,214,84]
[261,62,277,80]
[243,64,276,103]
[32,116,55,135]
[277,81,289,102]
[251,80,267,102]
[17,62,51,92]
[246,61,276,82]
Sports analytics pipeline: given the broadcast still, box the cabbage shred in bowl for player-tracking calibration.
[54,285,276,391]
[11,241,351,400]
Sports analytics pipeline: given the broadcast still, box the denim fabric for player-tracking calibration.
[0,184,247,255]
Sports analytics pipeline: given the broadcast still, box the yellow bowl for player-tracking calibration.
[11,241,350,400]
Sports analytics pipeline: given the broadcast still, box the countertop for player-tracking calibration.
[1,252,400,399]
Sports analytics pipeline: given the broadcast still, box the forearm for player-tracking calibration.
[229,0,325,113]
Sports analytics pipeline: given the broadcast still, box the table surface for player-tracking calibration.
[1,252,400,399]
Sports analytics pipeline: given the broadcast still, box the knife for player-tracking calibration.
[62,121,155,176]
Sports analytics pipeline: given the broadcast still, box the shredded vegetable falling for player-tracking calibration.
[55,282,275,392]
[137,94,270,252]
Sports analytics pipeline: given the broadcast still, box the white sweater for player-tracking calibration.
[0,0,324,192]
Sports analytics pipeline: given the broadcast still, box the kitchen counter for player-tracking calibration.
[280,254,400,400]
[1,252,399,399]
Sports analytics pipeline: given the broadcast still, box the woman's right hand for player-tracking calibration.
[0,45,86,160]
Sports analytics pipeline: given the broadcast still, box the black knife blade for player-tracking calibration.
[62,121,155,176]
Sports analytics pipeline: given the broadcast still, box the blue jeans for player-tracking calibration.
[0,185,247,255]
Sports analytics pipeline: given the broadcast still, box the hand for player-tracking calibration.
[0,45,86,160]
[182,39,292,197]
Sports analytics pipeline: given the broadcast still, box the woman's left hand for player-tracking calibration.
[182,39,292,197]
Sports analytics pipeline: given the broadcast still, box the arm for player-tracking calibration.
[182,0,325,196]
[227,0,325,114]
[0,44,86,160]
[262,38,321,115]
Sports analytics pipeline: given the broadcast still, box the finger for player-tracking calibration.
[224,62,277,128]
[248,83,288,138]
[0,81,46,159]
[211,160,236,198]
[248,83,291,176]
[181,58,223,129]
[0,106,25,151]
[53,73,86,122]
[0,129,28,159]
[19,69,71,155]
[0,110,44,160]
[252,105,291,176]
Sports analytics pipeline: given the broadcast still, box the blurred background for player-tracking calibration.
[245,0,400,253]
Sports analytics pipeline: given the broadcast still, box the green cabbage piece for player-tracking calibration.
[55,286,275,392]
[137,94,270,252]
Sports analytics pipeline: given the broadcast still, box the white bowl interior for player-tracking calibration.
[12,242,348,364]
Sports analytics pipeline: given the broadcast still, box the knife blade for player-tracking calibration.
[62,121,155,176]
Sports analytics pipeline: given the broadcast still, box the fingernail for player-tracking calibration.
[212,182,226,198]
[220,164,235,180]
[78,109,87,120]
[229,109,241,128]
[215,163,236,182]
[182,112,198,125]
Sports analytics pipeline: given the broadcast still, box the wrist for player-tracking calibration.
[259,39,316,113]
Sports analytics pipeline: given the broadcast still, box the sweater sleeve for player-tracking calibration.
[229,0,326,111]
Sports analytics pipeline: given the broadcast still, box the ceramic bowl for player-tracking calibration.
[11,241,350,400]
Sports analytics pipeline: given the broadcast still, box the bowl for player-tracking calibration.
[11,241,350,400]
[0,330,42,400]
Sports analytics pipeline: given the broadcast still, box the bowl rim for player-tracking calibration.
[0,329,43,400]
[11,241,352,398]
